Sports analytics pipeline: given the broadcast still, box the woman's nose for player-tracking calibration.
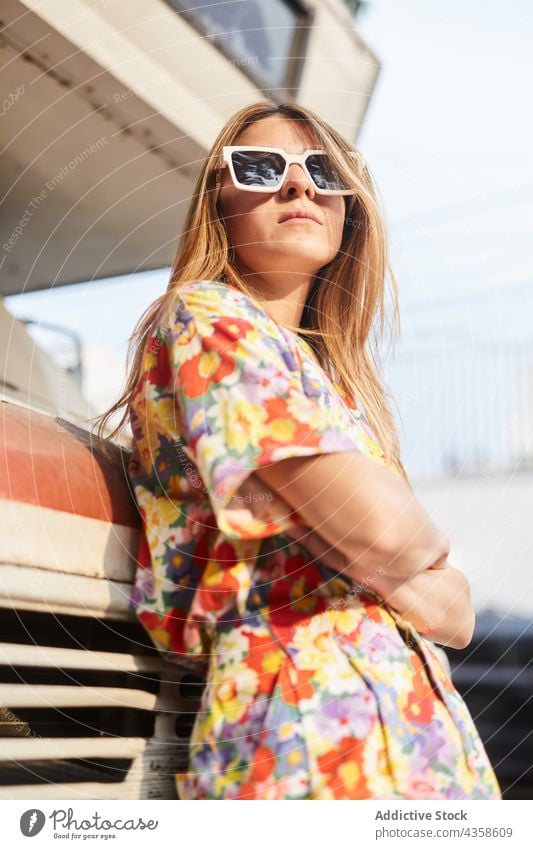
[279,163,316,199]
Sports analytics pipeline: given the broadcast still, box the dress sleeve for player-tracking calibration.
[159,281,366,540]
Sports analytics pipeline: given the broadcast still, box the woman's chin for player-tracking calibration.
[255,248,334,273]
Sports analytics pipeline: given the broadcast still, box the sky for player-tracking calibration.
[5,0,533,477]
[355,0,533,335]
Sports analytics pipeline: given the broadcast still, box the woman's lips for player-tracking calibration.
[279,216,321,225]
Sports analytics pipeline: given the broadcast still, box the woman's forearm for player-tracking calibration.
[253,453,450,583]
[284,522,473,649]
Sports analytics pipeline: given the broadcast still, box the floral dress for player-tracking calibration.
[127,279,501,800]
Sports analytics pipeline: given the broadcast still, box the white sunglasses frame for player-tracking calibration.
[215,145,357,197]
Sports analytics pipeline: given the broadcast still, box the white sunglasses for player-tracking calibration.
[215,145,357,196]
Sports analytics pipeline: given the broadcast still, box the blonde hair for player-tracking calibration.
[93,100,410,483]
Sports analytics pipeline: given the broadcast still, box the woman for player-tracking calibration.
[95,101,501,800]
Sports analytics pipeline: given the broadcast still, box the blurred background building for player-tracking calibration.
[1,0,378,425]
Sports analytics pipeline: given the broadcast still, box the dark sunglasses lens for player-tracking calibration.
[306,154,350,191]
[230,150,285,187]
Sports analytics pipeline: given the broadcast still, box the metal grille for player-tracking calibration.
[0,585,204,799]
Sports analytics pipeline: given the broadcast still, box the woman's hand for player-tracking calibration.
[376,562,475,649]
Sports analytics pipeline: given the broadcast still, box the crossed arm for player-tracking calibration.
[283,522,474,649]
[252,451,475,650]
[373,557,474,648]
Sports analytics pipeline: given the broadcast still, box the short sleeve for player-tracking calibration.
[159,281,365,539]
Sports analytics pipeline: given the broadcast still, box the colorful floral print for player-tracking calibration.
[127,279,501,800]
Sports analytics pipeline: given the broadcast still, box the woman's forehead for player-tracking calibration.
[234,117,320,152]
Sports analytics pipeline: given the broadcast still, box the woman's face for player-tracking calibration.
[217,116,346,285]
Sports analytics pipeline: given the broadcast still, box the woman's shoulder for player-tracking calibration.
[161,279,292,343]
[176,279,268,316]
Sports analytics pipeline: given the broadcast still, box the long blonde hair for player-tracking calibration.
[93,100,410,483]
